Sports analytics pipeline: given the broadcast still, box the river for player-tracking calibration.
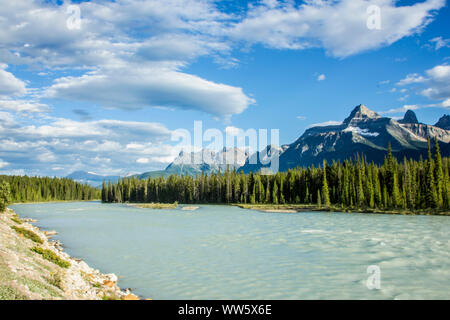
[10,201,450,299]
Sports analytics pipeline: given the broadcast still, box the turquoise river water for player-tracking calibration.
[10,202,450,299]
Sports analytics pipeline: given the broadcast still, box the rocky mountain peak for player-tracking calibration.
[435,114,450,130]
[343,104,381,125]
[398,110,419,124]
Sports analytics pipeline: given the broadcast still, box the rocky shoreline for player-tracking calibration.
[0,207,140,300]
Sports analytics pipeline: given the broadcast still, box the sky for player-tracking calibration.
[0,0,449,176]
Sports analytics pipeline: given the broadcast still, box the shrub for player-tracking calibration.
[31,247,71,268]
[46,271,64,290]
[0,181,11,212]
[10,216,22,224]
[11,226,43,244]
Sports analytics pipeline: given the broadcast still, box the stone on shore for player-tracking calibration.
[122,293,140,300]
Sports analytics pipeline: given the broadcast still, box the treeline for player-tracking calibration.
[0,175,100,205]
[103,139,449,212]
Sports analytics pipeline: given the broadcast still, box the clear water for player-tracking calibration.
[10,202,450,299]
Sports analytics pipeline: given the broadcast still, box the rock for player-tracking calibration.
[103,280,114,288]
[105,273,118,283]
[181,206,199,211]
[122,294,140,300]
[44,230,58,236]
[398,110,419,124]
[435,114,450,130]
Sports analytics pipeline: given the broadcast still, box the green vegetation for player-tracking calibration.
[31,247,71,268]
[103,138,450,214]
[0,181,11,212]
[102,293,121,300]
[0,285,28,300]
[46,271,64,290]
[0,175,100,203]
[11,226,43,244]
[10,216,22,224]
[134,202,178,209]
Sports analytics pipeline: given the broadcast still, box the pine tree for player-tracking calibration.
[434,138,444,207]
[322,160,331,207]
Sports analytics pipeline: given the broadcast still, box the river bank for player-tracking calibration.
[0,207,138,300]
[235,204,450,216]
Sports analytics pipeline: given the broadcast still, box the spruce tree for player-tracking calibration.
[322,160,331,207]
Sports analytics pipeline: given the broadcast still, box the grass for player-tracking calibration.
[19,277,62,298]
[0,285,28,300]
[31,247,71,268]
[10,216,22,224]
[11,226,43,244]
[134,202,178,209]
[102,293,121,300]
[46,271,64,290]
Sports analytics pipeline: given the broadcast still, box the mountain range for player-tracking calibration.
[67,105,450,185]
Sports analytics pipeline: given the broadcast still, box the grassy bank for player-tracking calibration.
[235,203,450,216]
[0,208,136,300]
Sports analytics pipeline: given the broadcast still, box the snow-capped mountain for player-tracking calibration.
[277,104,450,171]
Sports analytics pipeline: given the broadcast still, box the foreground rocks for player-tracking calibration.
[0,208,135,300]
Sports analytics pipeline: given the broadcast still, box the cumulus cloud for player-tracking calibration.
[0,99,50,113]
[0,64,26,96]
[421,65,450,101]
[397,64,450,107]
[229,0,445,57]
[0,111,181,176]
[317,74,326,81]
[396,73,426,86]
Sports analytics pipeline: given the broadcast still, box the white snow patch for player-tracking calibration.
[343,126,379,137]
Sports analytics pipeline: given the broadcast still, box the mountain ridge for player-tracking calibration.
[68,105,450,181]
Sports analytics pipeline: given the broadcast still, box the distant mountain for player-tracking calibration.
[70,105,450,181]
[136,147,250,178]
[435,114,450,130]
[278,104,450,171]
[66,171,120,187]
[239,144,289,174]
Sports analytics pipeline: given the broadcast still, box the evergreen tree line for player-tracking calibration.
[103,139,450,211]
[0,175,100,204]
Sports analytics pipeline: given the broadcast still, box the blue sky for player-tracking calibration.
[0,0,449,176]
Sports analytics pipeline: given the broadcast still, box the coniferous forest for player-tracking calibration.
[0,175,100,205]
[103,139,450,212]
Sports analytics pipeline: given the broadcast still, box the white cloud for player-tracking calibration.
[429,36,450,50]
[297,115,306,120]
[317,74,326,81]
[0,64,26,96]
[379,104,419,114]
[45,64,255,117]
[0,111,181,176]
[229,0,445,57]
[307,120,342,128]
[397,73,426,86]
[420,65,450,102]
[225,126,241,136]
[0,159,9,168]
[136,158,150,164]
[0,99,49,113]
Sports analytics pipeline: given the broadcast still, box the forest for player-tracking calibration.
[103,139,450,212]
[0,175,100,210]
